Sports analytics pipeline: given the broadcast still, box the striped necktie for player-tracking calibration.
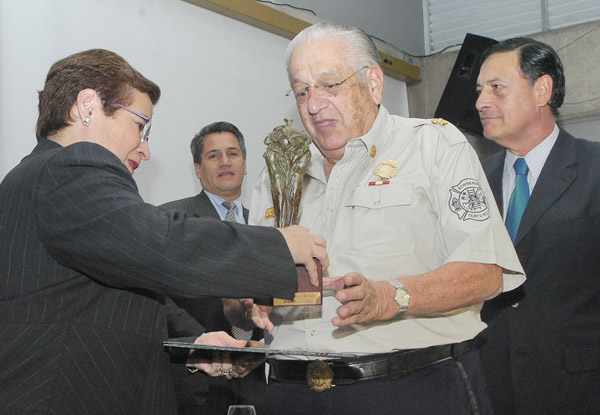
[221,200,253,341]
[505,157,530,242]
[222,201,237,223]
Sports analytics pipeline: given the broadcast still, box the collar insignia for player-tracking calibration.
[265,207,275,219]
[370,145,377,158]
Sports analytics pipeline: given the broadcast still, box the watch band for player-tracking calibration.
[390,279,410,317]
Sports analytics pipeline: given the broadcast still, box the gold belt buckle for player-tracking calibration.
[306,360,334,392]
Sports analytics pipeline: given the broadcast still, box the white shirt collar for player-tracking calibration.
[501,124,559,215]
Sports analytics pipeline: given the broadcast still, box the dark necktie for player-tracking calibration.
[221,200,253,341]
[505,158,530,242]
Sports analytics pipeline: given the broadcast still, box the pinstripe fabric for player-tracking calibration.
[161,191,265,413]
[0,140,297,414]
[161,190,253,340]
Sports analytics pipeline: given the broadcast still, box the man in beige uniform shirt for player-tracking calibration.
[250,22,524,415]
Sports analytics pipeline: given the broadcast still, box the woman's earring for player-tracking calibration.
[83,116,90,124]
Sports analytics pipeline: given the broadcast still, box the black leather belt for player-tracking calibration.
[268,340,473,392]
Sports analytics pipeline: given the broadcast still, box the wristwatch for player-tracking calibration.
[390,280,410,317]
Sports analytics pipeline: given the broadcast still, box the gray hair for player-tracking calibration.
[286,22,381,85]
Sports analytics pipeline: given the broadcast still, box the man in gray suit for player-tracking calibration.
[162,121,269,414]
[475,38,600,414]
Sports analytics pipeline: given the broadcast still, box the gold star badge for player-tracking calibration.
[431,118,449,125]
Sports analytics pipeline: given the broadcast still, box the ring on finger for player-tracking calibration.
[246,303,258,318]
[220,367,233,377]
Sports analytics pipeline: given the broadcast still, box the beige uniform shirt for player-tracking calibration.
[250,106,525,355]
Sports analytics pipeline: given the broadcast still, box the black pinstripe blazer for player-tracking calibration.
[0,140,296,415]
[161,190,251,337]
[161,191,267,414]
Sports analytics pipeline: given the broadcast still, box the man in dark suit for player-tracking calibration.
[0,49,328,415]
[475,38,600,414]
[161,121,268,414]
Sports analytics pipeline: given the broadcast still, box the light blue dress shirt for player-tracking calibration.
[204,190,245,223]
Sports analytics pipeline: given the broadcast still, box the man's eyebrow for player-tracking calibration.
[205,147,240,154]
[314,70,338,78]
[476,77,504,87]
[290,70,339,84]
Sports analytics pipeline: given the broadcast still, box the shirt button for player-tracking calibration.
[309,329,317,336]
[511,302,520,309]
[327,207,333,213]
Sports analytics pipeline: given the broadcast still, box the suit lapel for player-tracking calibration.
[197,190,248,224]
[194,190,221,220]
[515,130,578,245]
[483,152,505,214]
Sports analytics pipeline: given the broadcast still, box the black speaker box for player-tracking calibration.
[434,33,498,137]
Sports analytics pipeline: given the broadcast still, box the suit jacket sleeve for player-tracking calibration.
[159,192,233,337]
[164,296,206,337]
[34,142,297,300]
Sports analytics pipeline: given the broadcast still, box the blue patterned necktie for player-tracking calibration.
[505,158,530,242]
[222,201,237,223]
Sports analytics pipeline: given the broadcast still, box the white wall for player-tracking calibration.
[0,0,408,206]
[273,0,425,56]
[559,116,600,143]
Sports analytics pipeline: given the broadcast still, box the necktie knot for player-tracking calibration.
[513,157,529,176]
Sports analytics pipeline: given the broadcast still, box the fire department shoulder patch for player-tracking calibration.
[449,178,490,221]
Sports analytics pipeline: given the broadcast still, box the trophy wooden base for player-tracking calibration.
[273,259,322,306]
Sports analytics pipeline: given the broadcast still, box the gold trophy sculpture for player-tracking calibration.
[264,119,322,306]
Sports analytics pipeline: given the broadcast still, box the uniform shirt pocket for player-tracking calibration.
[344,184,414,257]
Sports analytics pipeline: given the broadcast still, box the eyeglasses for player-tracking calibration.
[286,66,368,104]
[98,95,151,142]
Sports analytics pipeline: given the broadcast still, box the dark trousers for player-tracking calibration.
[264,348,491,415]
